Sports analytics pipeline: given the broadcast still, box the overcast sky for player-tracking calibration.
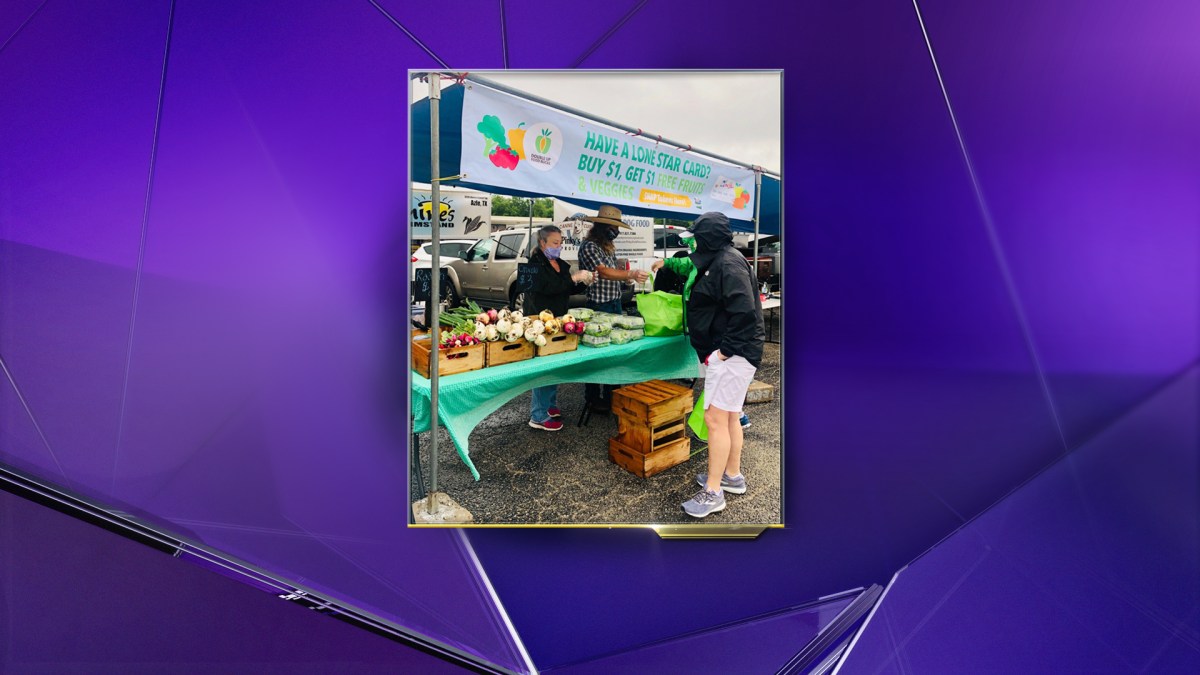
[412,71,781,175]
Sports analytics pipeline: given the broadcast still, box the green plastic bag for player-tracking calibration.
[635,278,684,337]
[688,391,709,441]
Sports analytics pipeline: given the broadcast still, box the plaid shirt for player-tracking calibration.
[578,240,625,304]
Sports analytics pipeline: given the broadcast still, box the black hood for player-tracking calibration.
[688,211,733,269]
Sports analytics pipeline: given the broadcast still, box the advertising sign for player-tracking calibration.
[461,84,756,222]
[410,187,491,239]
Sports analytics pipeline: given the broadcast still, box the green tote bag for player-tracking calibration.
[688,391,709,441]
[635,277,684,337]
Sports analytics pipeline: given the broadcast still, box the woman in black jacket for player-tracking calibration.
[525,225,592,431]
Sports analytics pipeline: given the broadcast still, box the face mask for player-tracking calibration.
[545,246,562,260]
[605,228,619,241]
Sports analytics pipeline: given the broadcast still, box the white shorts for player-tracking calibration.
[703,353,756,414]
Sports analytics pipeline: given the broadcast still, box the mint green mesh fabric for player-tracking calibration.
[411,336,699,479]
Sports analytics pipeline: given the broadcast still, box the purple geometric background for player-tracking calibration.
[2,0,1197,672]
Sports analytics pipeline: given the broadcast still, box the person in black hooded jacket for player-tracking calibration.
[679,212,765,518]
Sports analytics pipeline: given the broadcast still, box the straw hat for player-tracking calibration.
[583,204,632,229]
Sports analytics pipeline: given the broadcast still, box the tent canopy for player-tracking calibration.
[411,84,780,235]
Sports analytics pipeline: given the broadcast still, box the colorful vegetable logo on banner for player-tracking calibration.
[460,84,756,221]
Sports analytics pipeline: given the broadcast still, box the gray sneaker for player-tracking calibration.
[696,473,747,494]
[682,488,726,518]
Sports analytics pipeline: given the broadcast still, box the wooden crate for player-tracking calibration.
[536,332,578,357]
[486,340,535,367]
[611,380,694,427]
[609,436,690,478]
[411,331,485,379]
[615,415,689,454]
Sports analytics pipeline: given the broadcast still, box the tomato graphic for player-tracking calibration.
[489,147,520,170]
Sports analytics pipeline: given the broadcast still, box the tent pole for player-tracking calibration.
[427,74,441,513]
[753,169,762,290]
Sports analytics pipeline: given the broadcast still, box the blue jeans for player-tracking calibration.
[585,299,624,404]
[531,385,558,423]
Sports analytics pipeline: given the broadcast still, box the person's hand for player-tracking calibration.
[631,269,649,283]
[650,260,664,272]
[571,270,592,284]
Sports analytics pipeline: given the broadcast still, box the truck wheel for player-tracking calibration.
[508,284,526,313]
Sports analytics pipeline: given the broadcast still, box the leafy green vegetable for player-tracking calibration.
[476,115,509,149]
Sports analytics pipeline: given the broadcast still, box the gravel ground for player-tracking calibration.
[411,338,781,525]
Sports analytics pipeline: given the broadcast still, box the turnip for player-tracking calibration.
[487,308,499,323]
[530,320,545,335]
[474,323,487,341]
[510,311,523,323]
[538,310,554,323]
[505,328,522,342]
[476,312,490,325]
[534,334,547,347]
[524,328,539,343]
[485,325,499,342]
[495,318,512,333]
[562,314,576,324]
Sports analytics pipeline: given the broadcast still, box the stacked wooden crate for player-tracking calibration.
[608,380,693,478]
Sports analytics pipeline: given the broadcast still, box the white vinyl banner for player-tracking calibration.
[460,84,757,221]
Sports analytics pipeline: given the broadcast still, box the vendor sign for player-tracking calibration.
[554,199,653,260]
[461,84,756,222]
[410,187,491,239]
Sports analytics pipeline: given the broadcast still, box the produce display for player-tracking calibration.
[613,315,645,329]
[568,307,594,321]
[581,334,611,348]
[437,300,492,349]
[583,321,612,337]
[610,329,633,345]
[439,302,585,354]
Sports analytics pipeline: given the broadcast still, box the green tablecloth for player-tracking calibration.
[411,336,700,480]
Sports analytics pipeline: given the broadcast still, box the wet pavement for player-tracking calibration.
[411,342,782,525]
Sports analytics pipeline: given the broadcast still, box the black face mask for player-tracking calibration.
[605,227,619,241]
